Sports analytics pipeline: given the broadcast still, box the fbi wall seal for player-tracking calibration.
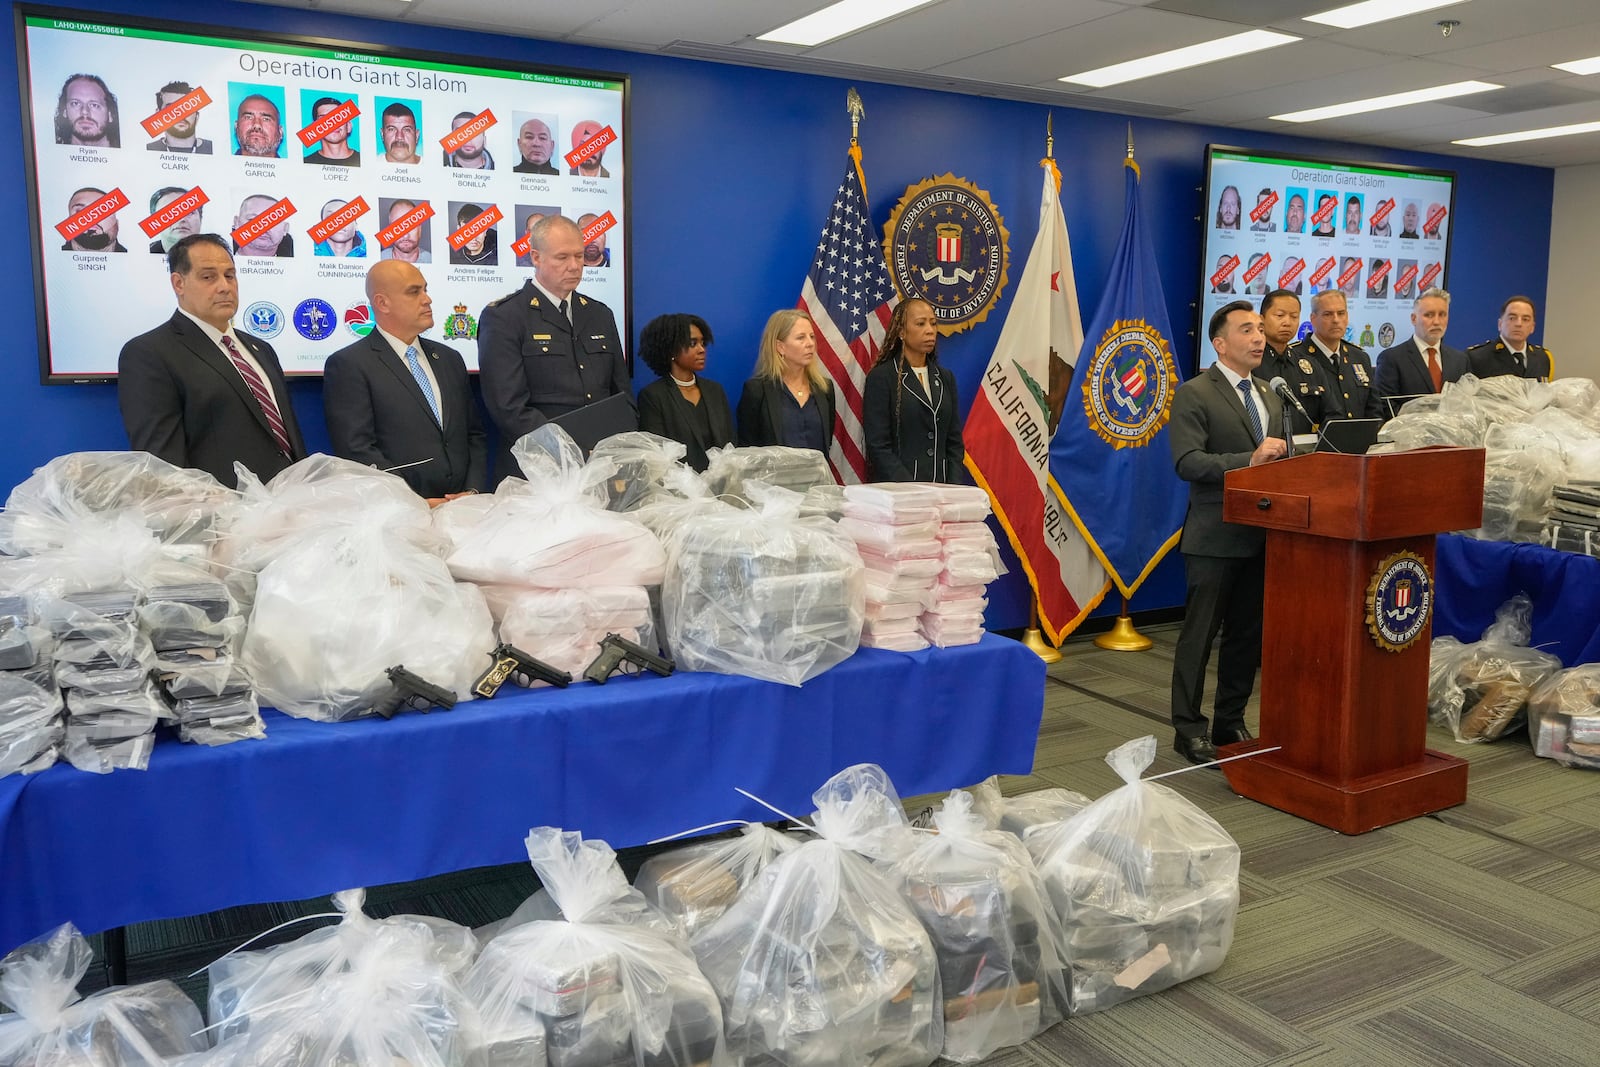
[884,173,1008,334]
[1080,319,1177,448]
[1366,550,1432,652]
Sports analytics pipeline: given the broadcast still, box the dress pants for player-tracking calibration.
[1170,552,1266,741]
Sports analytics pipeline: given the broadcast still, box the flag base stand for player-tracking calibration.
[1021,627,1061,664]
[1094,601,1153,652]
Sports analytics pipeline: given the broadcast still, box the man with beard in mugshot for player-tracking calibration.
[61,187,126,252]
[55,73,119,147]
[443,111,494,169]
[382,199,430,263]
[145,81,211,153]
[514,117,558,174]
[567,119,611,178]
[577,211,610,268]
[233,93,283,157]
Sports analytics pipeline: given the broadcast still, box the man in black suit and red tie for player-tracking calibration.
[1375,287,1468,402]
[323,260,488,501]
[1167,300,1287,765]
[118,233,306,488]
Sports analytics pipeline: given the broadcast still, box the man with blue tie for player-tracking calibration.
[1167,301,1287,765]
[323,259,489,501]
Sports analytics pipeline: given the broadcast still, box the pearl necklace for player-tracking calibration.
[672,373,697,388]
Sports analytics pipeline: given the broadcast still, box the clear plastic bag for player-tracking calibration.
[886,790,1068,1061]
[663,485,864,686]
[635,825,799,939]
[1027,737,1239,1015]
[464,828,730,1067]
[201,889,478,1066]
[484,585,657,678]
[1436,594,1563,743]
[1529,666,1600,769]
[243,525,494,720]
[966,778,1092,843]
[690,766,941,1067]
[590,431,691,512]
[0,922,207,1066]
[704,445,835,504]
[0,673,64,779]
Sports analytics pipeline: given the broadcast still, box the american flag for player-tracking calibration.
[797,147,899,483]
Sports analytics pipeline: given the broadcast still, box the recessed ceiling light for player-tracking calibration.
[1271,79,1499,122]
[1059,30,1299,89]
[757,0,939,47]
[1304,0,1469,31]
[1454,120,1600,147]
[1553,55,1600,76]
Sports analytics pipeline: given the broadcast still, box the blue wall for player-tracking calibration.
[0,0,1554,627]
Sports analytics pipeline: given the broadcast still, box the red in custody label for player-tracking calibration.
[138,187,208,238]
[447,204,503,251]
[1249,190,1279,223]
[56,188,130,241]
[297,100,361,148]
[564,125,616,168]
[440,109,497,154]
[139,87,212,138]
[231,197,297,247]
[377,201,434,248]
[1210,254,1240,288]
[306,197,370,245]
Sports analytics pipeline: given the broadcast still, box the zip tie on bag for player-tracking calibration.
[734,786,814,831]
[185,910,342,978]
[647,819,756,845]
[1144,745,1283,781]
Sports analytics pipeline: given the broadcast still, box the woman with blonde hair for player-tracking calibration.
[736,308,836,452]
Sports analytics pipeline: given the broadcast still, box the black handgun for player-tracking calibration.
[583,632,675,684]
[473,642,571,697]
[372,664,458,719]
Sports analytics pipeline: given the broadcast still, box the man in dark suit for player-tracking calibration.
[1168,301,1287,765]
[118,233,306,488]
[323,260,488,501]
[478,214,630,476]
[1375,287,1468,402]
[1287,289,1384,422]
[1465,295,1553,381]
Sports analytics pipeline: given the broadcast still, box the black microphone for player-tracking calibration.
[1267,377,1311,426]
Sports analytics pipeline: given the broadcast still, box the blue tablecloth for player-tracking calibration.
[0,635,1043,954]
[1434,534,1600,666]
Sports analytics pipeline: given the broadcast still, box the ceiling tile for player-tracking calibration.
[1069,39,1392,107]
[808,0,1122,70]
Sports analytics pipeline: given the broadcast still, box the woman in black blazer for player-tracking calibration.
[635,313,734,472]
[863,297,964,483]
[736,309,836,454]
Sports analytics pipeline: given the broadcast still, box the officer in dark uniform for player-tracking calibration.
[1257,288,1330,434]
[1465,295,1552,381]
[1286,288,1384,422]
[477,214,629,477]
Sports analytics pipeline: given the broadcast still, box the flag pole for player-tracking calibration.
[1092,124,1156,654]
[1021,112,1063,666]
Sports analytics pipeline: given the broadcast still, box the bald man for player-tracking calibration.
[323,259,488,500]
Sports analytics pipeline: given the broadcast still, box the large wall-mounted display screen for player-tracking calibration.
[18,5,629,381]
[1199,145,1454,367]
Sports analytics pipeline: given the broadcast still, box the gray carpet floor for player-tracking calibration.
[58,622,1600,1064]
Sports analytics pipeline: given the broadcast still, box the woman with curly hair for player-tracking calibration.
[635,312,733,472]
[862,297,963,483]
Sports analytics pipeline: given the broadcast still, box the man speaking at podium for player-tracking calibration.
[1167,301,1287,765]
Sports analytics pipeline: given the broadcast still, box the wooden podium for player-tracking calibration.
[1216,446,1486,834]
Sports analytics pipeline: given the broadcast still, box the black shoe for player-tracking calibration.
[1213,725,1254,746]
[1174,734,1218,765]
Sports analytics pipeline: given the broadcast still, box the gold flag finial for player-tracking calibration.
[847,87,864,145]
[1046,112,1054,160]
[1126,122,1135,160]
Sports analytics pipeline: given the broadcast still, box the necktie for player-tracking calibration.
[1238,380,1264,444]
[1512,351,1525,373]
[220,335,292,457]
[558,298,569,326]
[1426,346,1443,392]
[404,345,442,425]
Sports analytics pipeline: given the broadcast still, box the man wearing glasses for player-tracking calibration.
[54,73,119,148]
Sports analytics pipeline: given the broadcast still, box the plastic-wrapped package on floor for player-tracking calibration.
[1435,594,1563,743]
[0,673,64,779]
[967,778,1093,842]
[704,445,835,504]
[635,825,799,939]
[0,451,231,558]
[243,525,494,720]
[465,827,730,1067]
[663,485,864,686]
[1027,737,1239,1015]
[691,765,939,1067]
[201,889,477,1066]
[1529,666,1600,769]
[1426,636,1473,725]
[589,432,690,512]
[485,585,657,676]
[0,922,207,1067]
[885,791,1068,1061]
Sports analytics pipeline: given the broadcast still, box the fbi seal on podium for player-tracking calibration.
[1366,550,1433,652]
[1081,319,1178,449]
[884,173,1008,334]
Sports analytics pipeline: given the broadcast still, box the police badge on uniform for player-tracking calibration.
[883,174,1009,335]
[1366,551,1432,652]
[444,303,477,340]
[1353,363,1370,385]
[1298,358,1313,374]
